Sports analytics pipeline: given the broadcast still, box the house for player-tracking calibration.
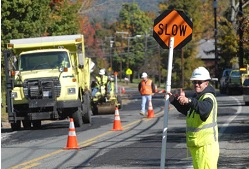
[197,39,219,77]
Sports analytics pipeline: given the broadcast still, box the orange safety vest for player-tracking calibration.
[140,79,153,95]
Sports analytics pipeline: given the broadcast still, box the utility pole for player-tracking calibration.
[213,0,218,88]
[238,0,244,67]
[110,40,114,69]
[115,31,129,81]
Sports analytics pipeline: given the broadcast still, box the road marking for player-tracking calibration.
[9,110,164,169]
[218,96,242,138]
[10,150,64,169]
[20,163,40,169]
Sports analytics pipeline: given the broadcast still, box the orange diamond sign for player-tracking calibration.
[153,10,193,49]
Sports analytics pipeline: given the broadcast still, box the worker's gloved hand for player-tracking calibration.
[167,92,175,102]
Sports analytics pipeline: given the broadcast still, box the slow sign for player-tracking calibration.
[153,9,193,49]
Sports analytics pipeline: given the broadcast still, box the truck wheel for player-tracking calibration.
[11,120,21,131]
[72,110,83,127]
[32,120,42,129]
[82,92,91,124]
[22,120,31,130]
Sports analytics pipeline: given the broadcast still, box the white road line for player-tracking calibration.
[218,96,242,138]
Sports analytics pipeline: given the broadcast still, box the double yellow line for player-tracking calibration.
[10,110,164,169]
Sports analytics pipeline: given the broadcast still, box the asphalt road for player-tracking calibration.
[1,92,249,169]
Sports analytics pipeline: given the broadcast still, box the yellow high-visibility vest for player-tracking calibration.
[96,75,108,87]
[186,93,218,147]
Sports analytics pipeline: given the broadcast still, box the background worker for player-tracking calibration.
[91,68,110,97]
[168,67,219,169]
[58,54,69,68]
[138,72,155,116]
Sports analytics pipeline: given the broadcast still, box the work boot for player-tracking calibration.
[139,112,145,116]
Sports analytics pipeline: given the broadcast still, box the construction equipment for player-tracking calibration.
[240,65,249,105]
[91,73,122,115]
[4,34,93,130]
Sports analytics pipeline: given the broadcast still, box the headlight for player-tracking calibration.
[43,91,51,98]
[68,88,76,94]
[11,92,17,98]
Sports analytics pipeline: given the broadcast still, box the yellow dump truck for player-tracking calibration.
[4,34,93,130]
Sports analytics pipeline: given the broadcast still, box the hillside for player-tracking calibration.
[85,0,161,23]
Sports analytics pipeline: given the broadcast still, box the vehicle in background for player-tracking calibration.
[226,69,243,95]
[242,79,249,105]
[241,64,249,105]
[219,68,232,94]
[4,34,93,131]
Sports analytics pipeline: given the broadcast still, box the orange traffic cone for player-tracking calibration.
[121,86,126,94]
[147,100,155,118]
[64,118,79,150]
[112,107,123,131]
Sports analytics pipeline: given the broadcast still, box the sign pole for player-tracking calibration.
[160,37,174,169]
[114,72,118,94]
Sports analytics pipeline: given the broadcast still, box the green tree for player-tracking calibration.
[47,0,81,36]
[217,17,238,69]
[1,0,82,49]
[1,0,50,49]
[114,3,152,80]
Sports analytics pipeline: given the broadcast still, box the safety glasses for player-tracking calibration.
[192,81,206,85]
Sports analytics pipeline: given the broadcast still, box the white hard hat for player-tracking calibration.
[99,69,105,75]
[190,67,211,81]
[90,61,95,73]
[141,72,148,78]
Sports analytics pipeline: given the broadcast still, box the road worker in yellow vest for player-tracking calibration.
[168,67,219,169]
[91,68,110,97]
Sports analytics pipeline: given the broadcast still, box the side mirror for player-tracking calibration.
[78,53,84,69]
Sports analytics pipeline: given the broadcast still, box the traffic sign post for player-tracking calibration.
[153,10,193,169]
[160,37,174,169]
[126,68,133,83]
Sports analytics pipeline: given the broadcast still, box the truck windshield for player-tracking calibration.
[19,51,70,71]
